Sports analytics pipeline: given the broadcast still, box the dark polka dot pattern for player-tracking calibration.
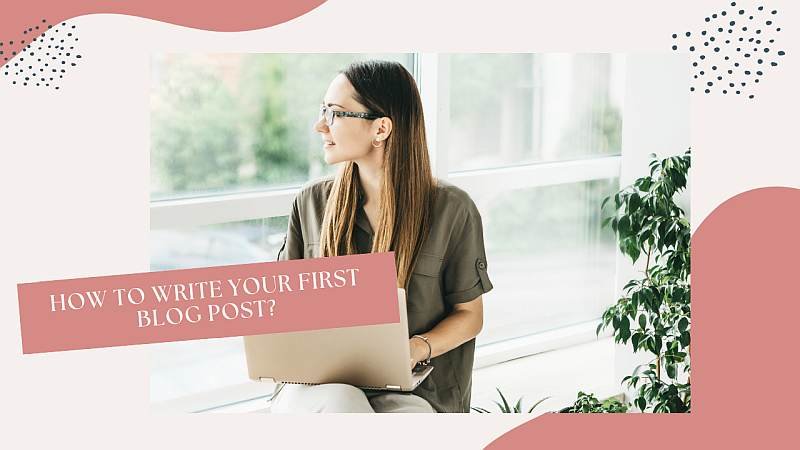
[1,19,82,90]
[673,3,785,99]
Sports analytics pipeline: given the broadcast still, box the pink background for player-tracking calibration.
[2,0,799,448]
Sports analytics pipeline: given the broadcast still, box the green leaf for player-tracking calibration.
[631,332,642,351]
[626,239,641,262]
[666,364,677,379]
[619,216,630,236]
[527,396,550,413]
[620,315,630,336]
[471,406,491,413]
[628,193,641,213]
[496,387,511,413]
[638,313,646,329]
[631,291,640,311]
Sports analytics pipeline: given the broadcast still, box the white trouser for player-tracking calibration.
[270,383,436,413]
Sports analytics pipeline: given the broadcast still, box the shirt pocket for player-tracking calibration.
[407,253,446,333]
[411,252,443,278]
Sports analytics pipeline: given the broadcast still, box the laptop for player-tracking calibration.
[243,288,433,391]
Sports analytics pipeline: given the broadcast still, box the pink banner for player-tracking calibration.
[17,252,400,354]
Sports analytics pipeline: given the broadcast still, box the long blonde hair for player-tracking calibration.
[319,60,436,289]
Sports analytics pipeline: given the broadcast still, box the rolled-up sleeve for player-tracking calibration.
[442,200,494,306]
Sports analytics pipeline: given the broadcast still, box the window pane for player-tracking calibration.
[476,178,619,345]
[448,54,624,171]
[149,217,287,402]
[150,53,413,200]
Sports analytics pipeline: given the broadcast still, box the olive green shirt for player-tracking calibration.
[276,176,494,413]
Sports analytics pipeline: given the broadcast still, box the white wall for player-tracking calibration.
[614,53,690,402]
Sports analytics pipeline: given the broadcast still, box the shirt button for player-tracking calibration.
[477,260,486,269]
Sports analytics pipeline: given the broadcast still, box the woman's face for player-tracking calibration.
[314,74,388,165]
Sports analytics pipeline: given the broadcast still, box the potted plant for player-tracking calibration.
[472,387,550,413]
[559,391,628,413]
[566,149,691,413]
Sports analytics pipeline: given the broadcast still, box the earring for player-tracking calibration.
[372,138,382,148]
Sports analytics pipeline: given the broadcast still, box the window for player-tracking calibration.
[477,179,619,345]
[442,54,625,346]
[150,53,414,200]
[447,54,623,171]
[149,53,624,410]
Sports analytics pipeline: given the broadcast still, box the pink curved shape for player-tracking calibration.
[0,0,326,68]
[486,187,800,448]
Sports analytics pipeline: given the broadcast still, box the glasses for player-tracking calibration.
[319,104,382,127]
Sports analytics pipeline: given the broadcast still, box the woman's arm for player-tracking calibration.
[409,295,484,368]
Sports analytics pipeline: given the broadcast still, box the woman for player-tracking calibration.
[270,60,493,413]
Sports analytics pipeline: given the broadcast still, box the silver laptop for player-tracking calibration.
[243,288,433,391]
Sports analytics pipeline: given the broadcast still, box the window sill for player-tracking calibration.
[475,319,613,369]
[472,335,620,414]
[150,381,276,414]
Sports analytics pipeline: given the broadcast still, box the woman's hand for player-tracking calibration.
[409,337,429,370]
